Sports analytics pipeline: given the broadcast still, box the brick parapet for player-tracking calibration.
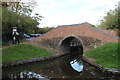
[34,25,119,43]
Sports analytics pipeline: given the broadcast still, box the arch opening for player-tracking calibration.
[59,36,83,55]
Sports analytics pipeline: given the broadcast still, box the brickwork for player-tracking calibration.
[30,23,119,54]
[30,36,103,54]
[34,24,119,42]
[102,30,118,37]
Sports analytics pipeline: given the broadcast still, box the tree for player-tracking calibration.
[2,1,42,22]
[35,27,54,34]
[7,1,43,32]
[98,6,119,30]
[3,0,36,16]
[2,1,42,45]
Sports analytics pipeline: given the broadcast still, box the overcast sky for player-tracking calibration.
[32,0,119,28]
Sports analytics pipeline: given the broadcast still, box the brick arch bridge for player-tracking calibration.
[29,23,119,54]
[58,36,84,54]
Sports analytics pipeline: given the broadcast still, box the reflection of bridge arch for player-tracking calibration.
[59,36,84,54]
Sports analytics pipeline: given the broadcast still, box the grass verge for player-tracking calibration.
[85,42,119,69]
[2,44,52,64]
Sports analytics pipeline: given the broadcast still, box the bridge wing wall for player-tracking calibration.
[29,36,103,54]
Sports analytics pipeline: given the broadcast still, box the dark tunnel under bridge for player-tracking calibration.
[59,36,84,55]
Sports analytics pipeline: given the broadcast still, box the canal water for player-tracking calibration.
[2,53,118,80]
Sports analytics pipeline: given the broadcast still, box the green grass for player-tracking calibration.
[85,42,119,69]
[2,44,52,64]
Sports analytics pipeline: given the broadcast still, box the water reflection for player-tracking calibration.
[70,59,83,72]
[70,53,83,72]
[7,71,49,80]
[57,53,84,77]
[2,53,116,79]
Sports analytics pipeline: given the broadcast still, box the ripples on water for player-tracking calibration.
[2,53,118,80]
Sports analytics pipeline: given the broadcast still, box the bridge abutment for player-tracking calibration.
[29,36,104,55]
[58,36,83,54]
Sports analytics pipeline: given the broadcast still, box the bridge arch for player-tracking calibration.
[59,36,84,54]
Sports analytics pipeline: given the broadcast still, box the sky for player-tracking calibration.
[32,0,119,28]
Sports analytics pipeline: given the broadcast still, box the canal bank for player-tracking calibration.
[82,55,120,75]
[2,52,120,76]
[2,52,68,67]
[2,53,120,79]
[84,42,120,75]
[30,42,120,72]
[2,44,53,65]
[2,42,120,79]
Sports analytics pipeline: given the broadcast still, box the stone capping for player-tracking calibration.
[82,54,120,75]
